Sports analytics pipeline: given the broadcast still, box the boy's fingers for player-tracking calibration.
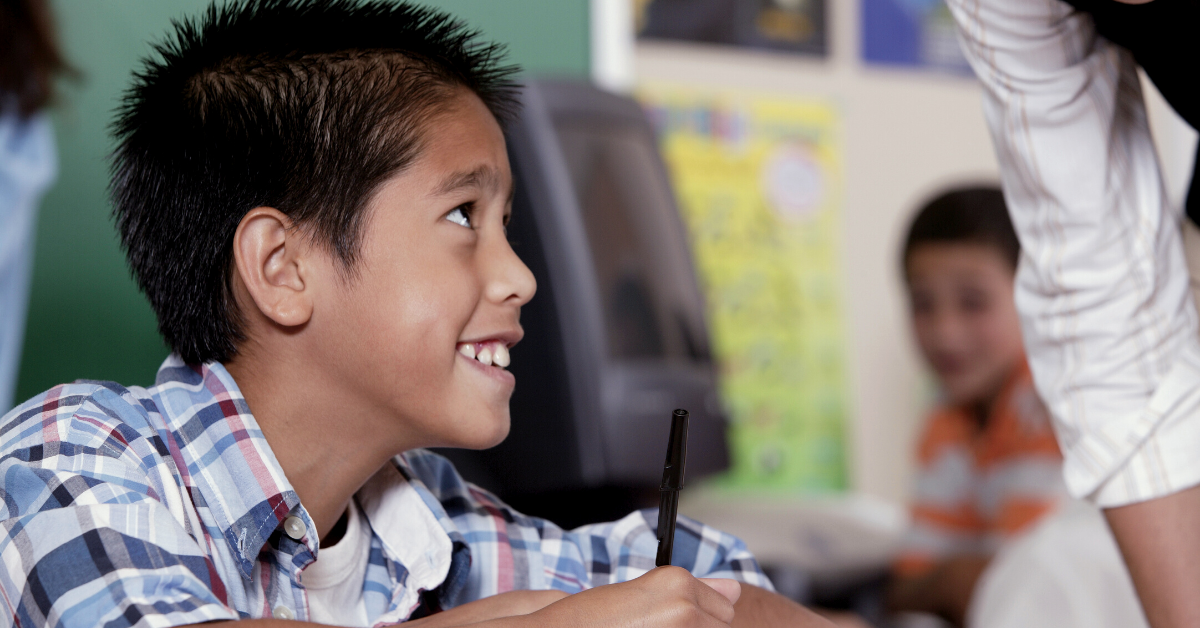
[699,577,742,606]
[645,567,738,624]
[692,577,738,624]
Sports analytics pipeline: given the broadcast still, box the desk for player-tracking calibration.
[680,487,907,585]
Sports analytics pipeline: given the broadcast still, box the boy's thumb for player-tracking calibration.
[699,577,742,605]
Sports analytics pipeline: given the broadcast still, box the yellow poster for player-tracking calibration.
[639,86,847,491]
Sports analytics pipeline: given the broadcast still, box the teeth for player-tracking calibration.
[458,341,511,369]
[492,344,510,367]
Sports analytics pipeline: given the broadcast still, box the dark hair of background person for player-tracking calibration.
[111,0,521,366]
[902,186,1020,277]
[0,0,69,117]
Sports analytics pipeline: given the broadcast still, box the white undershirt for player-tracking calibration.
[303,500,372,627]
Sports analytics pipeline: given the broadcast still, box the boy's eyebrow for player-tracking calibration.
[434,166,503,196]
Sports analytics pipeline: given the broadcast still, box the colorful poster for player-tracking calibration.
[636,0,828,58]
[639,87,848,491]
[861,0,971,74]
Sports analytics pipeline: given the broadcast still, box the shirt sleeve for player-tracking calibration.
[983,383,1068,539]
[945,0,1200,507]
[402,448,774,604]
[0,386,239,628]
[567,509,775,590]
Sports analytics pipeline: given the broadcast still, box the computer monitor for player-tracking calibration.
[435,80,729,528]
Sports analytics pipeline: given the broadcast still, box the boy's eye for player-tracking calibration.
[909,291,934,315]
[446,205,472,228]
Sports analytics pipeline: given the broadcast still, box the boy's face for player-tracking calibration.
[906,243,1023,407]
[314,91,536,451]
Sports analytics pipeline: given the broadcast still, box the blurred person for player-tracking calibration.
[886,188,1068,626]
[0,0,64,412]
[943,1,1200,626]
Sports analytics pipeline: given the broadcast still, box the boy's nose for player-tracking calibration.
[484,235,537,307]
[929,310,970,347]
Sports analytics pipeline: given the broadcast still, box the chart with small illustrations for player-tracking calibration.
[640,85,849,492]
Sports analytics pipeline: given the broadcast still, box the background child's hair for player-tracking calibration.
[0,0,70,117]
[902,186,1019,276]
[111,0,519,365]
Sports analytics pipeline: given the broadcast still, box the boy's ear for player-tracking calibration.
[232,207,314,328]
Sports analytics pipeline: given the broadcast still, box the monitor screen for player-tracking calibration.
[553,116,705,362]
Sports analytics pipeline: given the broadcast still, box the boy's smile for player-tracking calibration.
[311,90,536,453]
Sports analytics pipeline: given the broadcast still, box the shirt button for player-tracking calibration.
[283,516,305,540]
[273,605,295,620]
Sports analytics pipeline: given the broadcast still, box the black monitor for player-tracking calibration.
[435,80,729,528]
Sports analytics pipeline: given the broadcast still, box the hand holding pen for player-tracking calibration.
[512,407,829,627]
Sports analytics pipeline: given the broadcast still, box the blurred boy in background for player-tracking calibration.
[886,187,1068,626]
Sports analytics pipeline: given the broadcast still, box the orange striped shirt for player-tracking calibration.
[894,362,1067,577]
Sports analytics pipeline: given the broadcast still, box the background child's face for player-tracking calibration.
[311,91,536,451]
[906,243,1024,407]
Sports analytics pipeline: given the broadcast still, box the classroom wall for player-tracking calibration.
[14,0,590,405]
[634,0,1198,504]
[19,0,1197,506]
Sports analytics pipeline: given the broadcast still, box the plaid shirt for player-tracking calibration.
[0,356,770,627]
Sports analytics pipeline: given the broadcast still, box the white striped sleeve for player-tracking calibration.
[945,0,1200,507]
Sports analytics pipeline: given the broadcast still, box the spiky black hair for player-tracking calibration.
[902,186,1020,276]
[111,0,520,365]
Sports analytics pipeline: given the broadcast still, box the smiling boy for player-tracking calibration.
[0,2,831,627]
[885,187,1067,626]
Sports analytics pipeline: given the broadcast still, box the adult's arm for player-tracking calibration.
[944,0,1200,625]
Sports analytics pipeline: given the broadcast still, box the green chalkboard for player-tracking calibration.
[14,0,589,404]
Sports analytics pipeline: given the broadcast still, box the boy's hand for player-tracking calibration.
[733,582,837,627]
[524,566,740,628]
[404,589,570,628]
[206,568,834,627]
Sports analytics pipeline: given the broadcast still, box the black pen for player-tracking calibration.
[656,408,690,567]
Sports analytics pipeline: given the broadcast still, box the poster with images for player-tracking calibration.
[636,0,828,57]
[861,0,971,74]
[639,86,848,492]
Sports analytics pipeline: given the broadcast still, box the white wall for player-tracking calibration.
[631,0,1197,505]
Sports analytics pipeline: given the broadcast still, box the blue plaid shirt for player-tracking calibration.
[0,356,770,627]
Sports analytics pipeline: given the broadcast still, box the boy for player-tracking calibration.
[0,1,831,627]
[886,188,1068,626]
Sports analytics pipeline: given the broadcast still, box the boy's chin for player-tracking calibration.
[943,370,1011,408]
[446,411,511,450]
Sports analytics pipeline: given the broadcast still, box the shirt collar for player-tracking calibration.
[152,355,309,579]
[391,455,474,609]
[356,459,453,593]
